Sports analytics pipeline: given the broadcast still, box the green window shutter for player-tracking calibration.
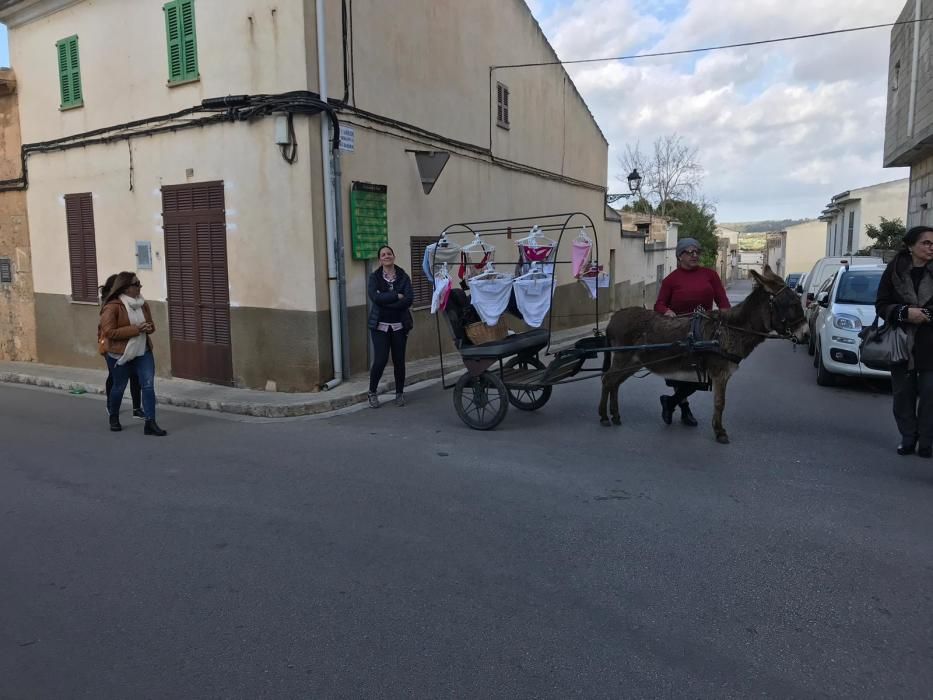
[165,0,198,83]
[56,36,83,109]
[179,0,198,79]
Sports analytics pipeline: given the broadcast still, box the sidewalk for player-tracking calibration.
[0,323,600,418]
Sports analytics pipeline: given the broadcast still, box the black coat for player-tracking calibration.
[367,266,414,331]
[876,251,933,370]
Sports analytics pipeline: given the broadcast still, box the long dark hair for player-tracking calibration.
[102,271,137,304]
[903,225,933,248]
[99,274,118,303]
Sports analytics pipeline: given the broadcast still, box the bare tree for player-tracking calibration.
[619,134,704,217]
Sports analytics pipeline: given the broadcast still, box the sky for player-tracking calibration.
[526,0,909,223]
[0,4,909,223]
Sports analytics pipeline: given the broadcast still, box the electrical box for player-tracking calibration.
[274,115,290,145]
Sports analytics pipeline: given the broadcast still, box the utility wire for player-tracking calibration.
[492,17,933,70]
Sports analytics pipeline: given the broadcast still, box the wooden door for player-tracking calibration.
[162,182,233,385]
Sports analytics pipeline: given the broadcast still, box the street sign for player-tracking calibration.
[338,125,355,153]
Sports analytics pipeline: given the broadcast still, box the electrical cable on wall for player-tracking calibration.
[0,91,337,192]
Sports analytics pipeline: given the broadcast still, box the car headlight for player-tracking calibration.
[833,314,862,331]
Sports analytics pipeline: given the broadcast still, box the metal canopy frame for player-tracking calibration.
[430,212,601,389]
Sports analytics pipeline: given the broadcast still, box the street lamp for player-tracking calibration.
[606,168,643,204]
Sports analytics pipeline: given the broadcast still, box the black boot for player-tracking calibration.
[144,419,167,437]
[918,444,932,459]
[680,402,699,427]
[132,407,146,419]
[109,415,122,432]
[659,395,674,425]
[897,436,917,456]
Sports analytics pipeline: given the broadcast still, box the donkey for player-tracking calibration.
[598,266,808,443]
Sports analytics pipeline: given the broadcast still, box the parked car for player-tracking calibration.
[801,256,877,352]
[801,255,878,305]
[785,272,803,290]
[810,264,889,386]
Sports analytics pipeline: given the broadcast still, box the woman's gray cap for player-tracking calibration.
[676,238,701,256]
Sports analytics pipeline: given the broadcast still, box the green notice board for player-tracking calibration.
[350,182,388,260]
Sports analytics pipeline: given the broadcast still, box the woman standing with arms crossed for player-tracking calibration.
[875,225,933,457]
[99,271,167,436]
[654,238,731,427]
[367,245,414,408]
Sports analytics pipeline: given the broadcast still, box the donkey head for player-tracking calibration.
[748,266,808,342]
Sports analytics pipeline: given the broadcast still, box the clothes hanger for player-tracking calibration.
[516,225,557,248]
[470,262,509,281]
[514,261,549,282]
[461,232,494,254]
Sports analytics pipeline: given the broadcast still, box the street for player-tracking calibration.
[2,324,932,698]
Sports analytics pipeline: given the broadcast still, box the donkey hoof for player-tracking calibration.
[600,418,611,427]
[716,434,730,445]
[611,415,622,425]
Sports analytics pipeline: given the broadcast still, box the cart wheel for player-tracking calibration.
[504,356,552,411]
[454,371,509,430]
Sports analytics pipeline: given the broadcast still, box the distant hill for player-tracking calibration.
[721,219,815,233]
[738,234,767,251]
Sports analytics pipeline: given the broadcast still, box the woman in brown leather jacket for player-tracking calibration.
[99,271,167,436]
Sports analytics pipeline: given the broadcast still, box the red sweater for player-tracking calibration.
[654,267,731,315]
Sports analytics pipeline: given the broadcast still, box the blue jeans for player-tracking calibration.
[106,351,157,420]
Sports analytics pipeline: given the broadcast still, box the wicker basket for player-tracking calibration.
[465,318,508,345]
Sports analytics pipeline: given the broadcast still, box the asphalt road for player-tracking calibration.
[2,320,932,698]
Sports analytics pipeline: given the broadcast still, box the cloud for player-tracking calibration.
[531,0,909,221]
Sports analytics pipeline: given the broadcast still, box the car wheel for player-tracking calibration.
[807,330,815,356]
[816,343,837,387]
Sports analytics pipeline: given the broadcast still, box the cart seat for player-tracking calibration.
[458,328,549,359]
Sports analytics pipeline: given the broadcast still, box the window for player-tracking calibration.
[164,0,199,84]
[65,193,99,302]
[56,35,83,110]
[410,236,435,308]
[136,241,153,270]
[496,82,510,129]
[847,211,855,252]
[836,270,882,305]
[893,61,901,92]
[0,258,11,284]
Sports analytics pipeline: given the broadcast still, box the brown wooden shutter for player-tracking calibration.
[410,236,434,308]
[65,193,99,302]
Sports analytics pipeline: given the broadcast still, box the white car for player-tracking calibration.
[811,264,889,386]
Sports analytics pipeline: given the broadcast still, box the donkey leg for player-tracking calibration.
[609,383,622,425]
[599,382,612,427]
[711,372,733,444]
[600,353,623,427]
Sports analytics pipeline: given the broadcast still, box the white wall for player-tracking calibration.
[25,121,321,310]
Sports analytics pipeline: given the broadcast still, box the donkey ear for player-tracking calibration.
[762,264,773,275]
[748,269,764,287]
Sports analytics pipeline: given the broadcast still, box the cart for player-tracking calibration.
[431,213,723,430]
[430,213,611,430]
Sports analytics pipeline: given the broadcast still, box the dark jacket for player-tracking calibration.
[367,266,414,331]
[876,251,933,370]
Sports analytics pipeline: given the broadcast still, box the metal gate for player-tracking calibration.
[162,181,233,385]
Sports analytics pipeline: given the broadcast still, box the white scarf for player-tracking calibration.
[117,294,148,366]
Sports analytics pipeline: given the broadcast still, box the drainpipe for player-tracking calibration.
[908,0,922,137]
[317,0,346,391]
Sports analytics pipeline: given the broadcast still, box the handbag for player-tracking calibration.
[858,314,910,370]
